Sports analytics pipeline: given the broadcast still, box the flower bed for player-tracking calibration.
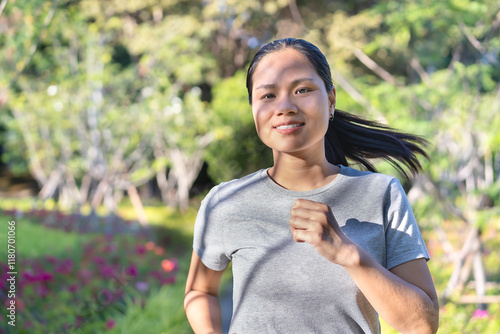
[0,209,184,333]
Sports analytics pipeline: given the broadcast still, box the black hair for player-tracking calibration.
[246,38,428,178]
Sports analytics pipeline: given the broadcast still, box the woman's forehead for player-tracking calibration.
[252,48,319,85]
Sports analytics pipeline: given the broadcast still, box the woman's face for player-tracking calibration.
[250,48,335,160]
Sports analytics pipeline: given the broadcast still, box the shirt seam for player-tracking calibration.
[261,165,347,197]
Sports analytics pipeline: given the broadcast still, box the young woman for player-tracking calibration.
[184,38,439,334]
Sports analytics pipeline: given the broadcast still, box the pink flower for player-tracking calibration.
[45,256,57,264]
[125,264,138,277]
[78,268,93,285]
[56,259,73,275]
[68,284,78,293]
[98,289,114,305]
[100,265,117,279]
[55,211,66,221]
[22,271,36,282]
[145,241,155,251]
[35,285,49,298]
[106,319,115,330]
[2,209,16,216]
[161,259,178,273]
[150,270,162,280]
[74,316,84,328]
[22,270,53,282]
[135,244,146,255]
[39,271,54,282]
[472,309,489,319]
[160,275,177,285]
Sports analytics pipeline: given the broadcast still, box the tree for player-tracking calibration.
[1,0,224,213]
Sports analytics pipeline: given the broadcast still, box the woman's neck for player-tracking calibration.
[268,155,340,191]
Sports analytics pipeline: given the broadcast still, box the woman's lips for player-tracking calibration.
[273,122,305,134]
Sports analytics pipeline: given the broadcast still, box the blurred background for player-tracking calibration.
[0,0,499,333]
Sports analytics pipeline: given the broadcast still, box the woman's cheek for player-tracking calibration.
[252,106,266,132]
[252,110,271,146]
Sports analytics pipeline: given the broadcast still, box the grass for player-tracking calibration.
[107,283,192,334]
[0,213,96,260]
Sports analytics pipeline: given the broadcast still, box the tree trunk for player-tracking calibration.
[169,148,205,212]
[441,227,479,301]
[126,185,148,226]
[472,235,487,310]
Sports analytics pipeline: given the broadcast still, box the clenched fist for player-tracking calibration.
[289,199,359,267]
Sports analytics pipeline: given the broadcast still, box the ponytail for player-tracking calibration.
[325,110,429,179]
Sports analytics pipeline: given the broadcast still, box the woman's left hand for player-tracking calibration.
[289,198,358,266]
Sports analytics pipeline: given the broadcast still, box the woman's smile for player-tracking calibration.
[273,121,305,134]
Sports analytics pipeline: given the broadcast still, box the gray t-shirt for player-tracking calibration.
[193,165,429,333]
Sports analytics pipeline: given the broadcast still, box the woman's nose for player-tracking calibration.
[275,94,297,116]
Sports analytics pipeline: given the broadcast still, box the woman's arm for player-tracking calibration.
[184,251,226,334]
[290,199,439,334]
[345,251,439,333]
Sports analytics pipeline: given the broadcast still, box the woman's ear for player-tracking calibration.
[328,87,336,114]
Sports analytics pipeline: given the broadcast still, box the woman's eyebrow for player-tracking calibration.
[255,83,276,91]
[254,78,316,91]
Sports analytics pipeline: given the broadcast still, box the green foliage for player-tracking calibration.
[107,284,192,334]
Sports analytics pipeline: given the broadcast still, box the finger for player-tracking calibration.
[291,227,310,243]
[290,204,342,237]
[292,199,331,216]
[291,228,323,244]
[293,199,338,221]
[289,216,324,244]
[289,214,323,230]
[292,198,325,210]
[290,206,328,222]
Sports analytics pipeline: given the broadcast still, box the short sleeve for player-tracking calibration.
[193,186,231,271]
[384,178,430,270]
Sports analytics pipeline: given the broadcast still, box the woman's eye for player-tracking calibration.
[261,93,275,99]
[296,88,311,94]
